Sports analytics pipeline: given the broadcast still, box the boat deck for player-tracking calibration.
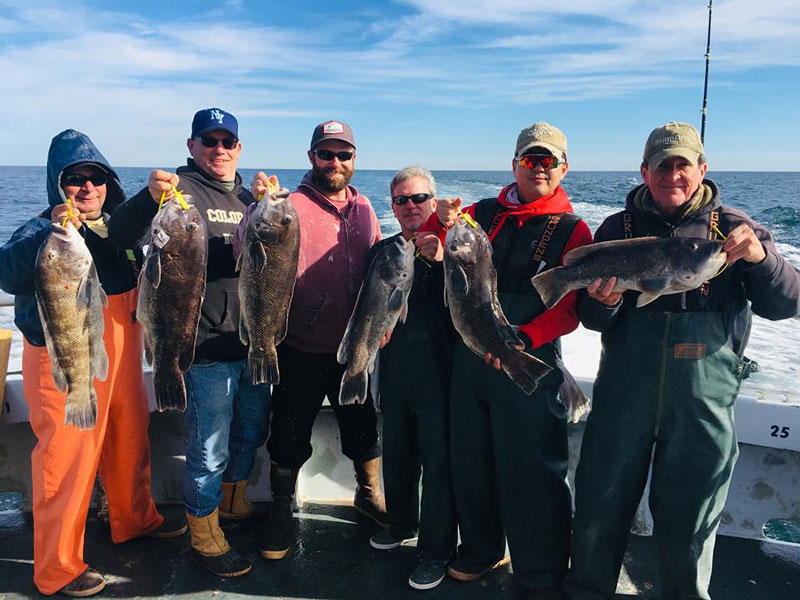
[1,502,798,599]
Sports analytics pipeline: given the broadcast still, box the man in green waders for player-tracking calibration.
[563,122,800,600]
[422,123,593,600]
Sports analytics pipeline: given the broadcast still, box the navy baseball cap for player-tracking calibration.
[191,108,238,139]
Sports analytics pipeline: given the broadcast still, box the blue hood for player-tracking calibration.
[45,129,126,213]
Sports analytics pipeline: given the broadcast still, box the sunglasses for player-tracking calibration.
[62,172,108,187]
[313,149,355,162]
[199,135,238,150]
[392,193,433,206]
[517,154,562,170]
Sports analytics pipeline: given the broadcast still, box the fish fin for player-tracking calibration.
[143,332,153,366]
[635,291,663,307]
[249,346,280,385]
[90,263,108,308]
[638,277,670,293]
[276,311,289,345]
[531,268,570,310]
[399,300,408,324]
[178,341,196,373]
[339,369,368,406]
[448,265,469,296]
[502,352,552,395]
[368,352,377,374]
[65,389,97,430]
[387,287,405,312]
[336,333,351,365]
[249,241,267,274]
[93,341,109,382]
[76,273,93,310]
[235,249,242,273]
[153,368,187,411]
[562,236,661,267]
[35,290,68,392]
[145,250,162,288]
[239,314,250,346]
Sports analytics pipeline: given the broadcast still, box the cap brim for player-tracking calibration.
[194,126,238,139]
[311,138,356,150]
[516,142,565,159]
[647,149,698,169]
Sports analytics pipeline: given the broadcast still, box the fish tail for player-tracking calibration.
[531,269,570,310]
[503,352,553,395]
[64,389,97,430]
[249,346,280,385]
[338,369,368,406]
[153,369,187,412]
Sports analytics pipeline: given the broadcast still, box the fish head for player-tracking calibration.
[250,195,297,244]
[38,221,92,278]
[444,218,487,265]
[376,236,415,287]
[668,238,727,291]
[150,197,205,252]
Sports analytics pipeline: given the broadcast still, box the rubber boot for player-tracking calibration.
[186,509,252,577]
[219,480,254,520]
[260,463,298,560]
[353,457,388,527]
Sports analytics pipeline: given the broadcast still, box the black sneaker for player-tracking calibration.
[259,500,295,560]
[145,515,188,538]
[409,559,447,590]
[369,529,417,550]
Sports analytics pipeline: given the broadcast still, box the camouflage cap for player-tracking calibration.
[515,122,567,159]
[643,121,704,168]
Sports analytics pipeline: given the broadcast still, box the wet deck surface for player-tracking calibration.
[1,502,798,599]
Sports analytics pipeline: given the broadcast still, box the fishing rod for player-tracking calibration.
[700,0,713,143]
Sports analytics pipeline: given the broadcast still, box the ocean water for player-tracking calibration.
[1,166,799,395]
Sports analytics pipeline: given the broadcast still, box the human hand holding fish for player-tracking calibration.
[379,329,393,349]
[250,172,286,200]
[586,276,623,307]
[436,197,463,228]
[148,169,180,203]
[722,223,766,265]
[51,201,84,229]
[414,231,443,262]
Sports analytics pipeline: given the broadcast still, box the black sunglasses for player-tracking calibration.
[62,172,108,187]
[313,149,355,162]
[392,193,433,206]
[199,135,238,150]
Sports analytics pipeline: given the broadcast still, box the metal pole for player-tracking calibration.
[700,0,713,143]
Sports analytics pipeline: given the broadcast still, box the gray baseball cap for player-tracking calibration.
[515,122,567,159]
[310,120,356,150]
[643,122,704,168]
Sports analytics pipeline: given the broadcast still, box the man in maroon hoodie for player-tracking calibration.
[420,122,592,600]
[249,120,385,561]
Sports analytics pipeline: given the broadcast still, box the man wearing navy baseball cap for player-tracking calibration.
[108,108,269,579]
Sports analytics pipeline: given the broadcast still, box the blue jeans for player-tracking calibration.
[183,360,271,517]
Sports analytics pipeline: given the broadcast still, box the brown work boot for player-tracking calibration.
[353,457,388,527]
[186,509,251,577]
[260,463,298,560]
[59,568,105,597]
[219,480,254,520]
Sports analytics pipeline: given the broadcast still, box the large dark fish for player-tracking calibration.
[444,219,551,395]
[237,192,300,385]
[137,198,207,411]
[531,236,726,309]
[35,222,108,429]
[337,236,415,405]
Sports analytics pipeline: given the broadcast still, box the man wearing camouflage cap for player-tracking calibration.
[564,122,800,599]
[421,121,593,599]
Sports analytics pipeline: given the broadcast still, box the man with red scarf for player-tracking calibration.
[420,122,592,600]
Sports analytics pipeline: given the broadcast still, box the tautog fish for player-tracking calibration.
[35,222,108,429]
[137,198,207,411]
[444,219,551,395]
[337,236,415,405]
[237,192,300,385]
[531,236,726,309]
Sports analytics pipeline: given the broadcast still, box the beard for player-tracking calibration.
[311,162,354,193]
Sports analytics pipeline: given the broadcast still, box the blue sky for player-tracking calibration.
[1,0,799,171]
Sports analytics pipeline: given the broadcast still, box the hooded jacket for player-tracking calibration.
[0,129,139,346]
[578,179,800,355]
[107,159,256,363]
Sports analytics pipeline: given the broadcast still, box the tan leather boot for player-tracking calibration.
[186,509,251,577]
[353,457,388,527]
[219,480,254,520]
